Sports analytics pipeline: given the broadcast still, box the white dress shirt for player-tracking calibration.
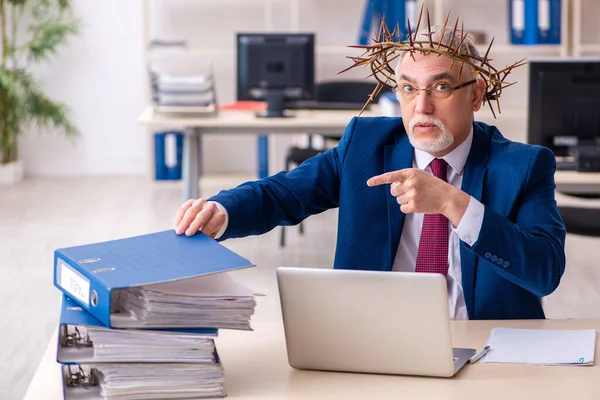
[211,130,485,320]
[392,130,484,320]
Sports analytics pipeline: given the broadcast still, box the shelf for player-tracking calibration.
[578,44,600,53]
[147,45,368,59]
[326,44,565,56]
[483,44,564,54]
[147,43,565,60]
[147,47,234,59]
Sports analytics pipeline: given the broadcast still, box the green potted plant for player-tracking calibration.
[0,0,79,184]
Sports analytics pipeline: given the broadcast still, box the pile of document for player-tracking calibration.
[93,363,224,399]
[59,295,226,399]
[62,363,225,400]
[148,57,218,114]
[53,230,258,399]
[63,325,217,363]
[112,274,256,330]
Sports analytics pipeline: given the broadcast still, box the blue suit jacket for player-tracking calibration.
[210,117,566,320]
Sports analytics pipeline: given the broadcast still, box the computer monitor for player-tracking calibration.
[236,33,315,118]
[527,58,600,168]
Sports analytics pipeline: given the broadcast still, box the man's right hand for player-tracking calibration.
[174,199,226,238]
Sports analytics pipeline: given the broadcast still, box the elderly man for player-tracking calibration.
[174,23,566,320]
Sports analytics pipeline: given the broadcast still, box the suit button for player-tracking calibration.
[491,255,498,262]
[503,261,510,268]
[485,252,492,259]
[496,257,504,265]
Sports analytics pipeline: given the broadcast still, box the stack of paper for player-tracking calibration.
[60,323,217,364]
[53,230,259,399]
[148,57,218,114]
[482,327,597,366]
[59,295,227,398]
[96,363,225,399]
[86,327,216,363]
[112,273,257,330]
[62,363,225,400]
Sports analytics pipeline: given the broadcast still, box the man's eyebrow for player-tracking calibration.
[398,72,456,85]
[399,74,416,84]
[430,72,455,82]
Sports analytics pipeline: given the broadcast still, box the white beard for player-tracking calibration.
[408,115,454,153]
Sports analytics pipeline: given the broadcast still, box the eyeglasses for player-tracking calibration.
[395,79,477,100]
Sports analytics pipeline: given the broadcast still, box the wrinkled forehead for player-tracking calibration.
[395,52,462,82]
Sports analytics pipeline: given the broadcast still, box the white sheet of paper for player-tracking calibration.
[482,327,597,365]
[139,272,255,297]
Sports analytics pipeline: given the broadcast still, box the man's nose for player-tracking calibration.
[414,90,434,115]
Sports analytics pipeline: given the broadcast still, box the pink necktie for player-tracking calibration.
[415,158,449,276]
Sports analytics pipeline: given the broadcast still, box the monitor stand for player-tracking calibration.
[255,89,294,118]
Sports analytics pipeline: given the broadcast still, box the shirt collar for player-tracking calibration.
[414,126,474,174]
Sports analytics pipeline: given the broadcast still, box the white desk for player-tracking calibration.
[554,171,600,196]
[137,106,373,200]
[24,318,600,400]
[137,106,600,200]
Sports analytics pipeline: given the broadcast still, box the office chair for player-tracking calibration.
[558,206,600,237]
[280,80,391,247]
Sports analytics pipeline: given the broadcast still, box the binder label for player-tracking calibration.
[406,0,417,34]
[58,259,91,306]
[538,0,550,32]
[512,0,525,31]
[164,133,177,168]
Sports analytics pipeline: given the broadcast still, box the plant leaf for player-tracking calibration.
[27,19,80,62]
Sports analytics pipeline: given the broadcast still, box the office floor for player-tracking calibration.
[1,175,600,400]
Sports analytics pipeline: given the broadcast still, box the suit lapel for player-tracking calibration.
[384,133,414,270]
[460,122,490,318]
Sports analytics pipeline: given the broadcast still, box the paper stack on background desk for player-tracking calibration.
[148,57,218,115]
[53,230,258,399]
[482,327,597,366]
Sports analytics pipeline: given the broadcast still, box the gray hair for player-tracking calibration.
[395,24,482,98]
[396,24,481,77]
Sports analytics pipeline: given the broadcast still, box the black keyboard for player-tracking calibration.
[286,100,369,111]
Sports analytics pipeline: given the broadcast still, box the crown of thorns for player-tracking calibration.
[340,6,526,118]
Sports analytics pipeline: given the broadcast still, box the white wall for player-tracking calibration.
[18,0,371,177]
[20,0,147,177]
[19,0,600,177]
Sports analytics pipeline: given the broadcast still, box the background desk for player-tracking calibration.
[137,106,600,200]
[137,107,374,200]
[555,171,600,196]
[24,318,600,400]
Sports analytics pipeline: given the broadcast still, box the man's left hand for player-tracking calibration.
[367,168,471,227]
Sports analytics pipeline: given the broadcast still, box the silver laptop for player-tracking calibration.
[276,267,476,378]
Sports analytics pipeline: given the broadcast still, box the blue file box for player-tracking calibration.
[257,135,269,179]
[154,131,183,180]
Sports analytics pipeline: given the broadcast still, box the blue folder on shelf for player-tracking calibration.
[509,0,561,45]
[538,0,561,44]
[53,230,255,328]
[358,0,417,45]
[57,295,218,365]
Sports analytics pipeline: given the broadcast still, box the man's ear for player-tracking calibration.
[472,78,486,111]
